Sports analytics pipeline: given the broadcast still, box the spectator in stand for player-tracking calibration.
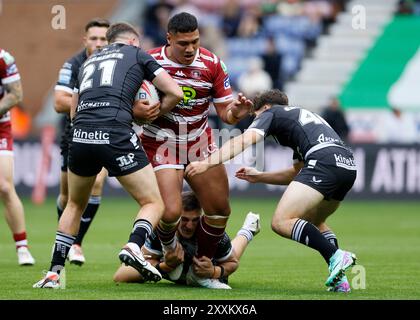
[237,57,272,131]
[142,0,174,46]
[321,97,350,143]
[261,36,283,90]
[237,57,272,99]
[415,0,420,15]
[200,24,227,60]
[236,7,262,38]
[221,0,243,37]
[396,0,415,14]
[277,0,304,17]
[303,0,335,32]
[378,107,417,143]
[170,0,203,20]
[398,0,420,15]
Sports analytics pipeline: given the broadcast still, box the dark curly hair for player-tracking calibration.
[182,191,201,212]
[168,12,198,34]
[252,89,289,111]
[106,22,139,43]
[85,18,110,32]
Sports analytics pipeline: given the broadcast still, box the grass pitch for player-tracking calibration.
[0,197,419,300]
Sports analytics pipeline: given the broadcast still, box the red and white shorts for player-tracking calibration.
[0,121,13,155]
[141,127,218,171]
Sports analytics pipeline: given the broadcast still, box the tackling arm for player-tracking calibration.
[236,161,304,185]
[152,70,184,116]
[214,92,253,125]
[213,252,239,279]
[185,130,263,177]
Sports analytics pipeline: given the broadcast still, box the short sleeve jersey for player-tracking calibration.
[142,46,233,142]
[73,43,163,127]
[54,49,88,135]
[0,49,21,122]
[247,105,346,162]
[55,49,87,96]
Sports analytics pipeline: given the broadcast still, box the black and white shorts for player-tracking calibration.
[68,124,149,177]
[294,146,357,201]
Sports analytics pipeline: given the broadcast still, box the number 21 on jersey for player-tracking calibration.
[79,59,117,93]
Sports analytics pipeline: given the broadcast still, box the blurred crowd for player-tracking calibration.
[396,0,420,15]
[139,0,347,92]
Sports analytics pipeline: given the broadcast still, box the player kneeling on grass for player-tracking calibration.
[113,191,260,289]
[186,89,357,293]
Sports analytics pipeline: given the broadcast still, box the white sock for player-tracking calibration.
[237,229,253,243]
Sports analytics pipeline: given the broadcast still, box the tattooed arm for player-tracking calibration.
[0,80,23,116]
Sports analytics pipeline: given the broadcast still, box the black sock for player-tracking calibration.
[56,196,64,221]
[128,219,153,248]
[322,230,339,249]
[74,196,101,246]
[291,219,337,264]
[50,231,75,274]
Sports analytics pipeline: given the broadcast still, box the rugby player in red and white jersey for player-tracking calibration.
[138,12,253,288]
[0,48,35,265]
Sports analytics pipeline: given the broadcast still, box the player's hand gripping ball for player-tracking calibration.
[133,80,161,125]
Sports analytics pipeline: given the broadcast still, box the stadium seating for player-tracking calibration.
[285,0,399,112]
[225,14,321,87]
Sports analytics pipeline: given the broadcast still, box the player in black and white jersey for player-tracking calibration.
[54,18,110,265]
[186,89,357,293]
[34,23,183,289]
[113,191,260,289]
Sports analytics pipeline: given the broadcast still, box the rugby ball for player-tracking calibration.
[133,80,161,126]
[135,80,160,104]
